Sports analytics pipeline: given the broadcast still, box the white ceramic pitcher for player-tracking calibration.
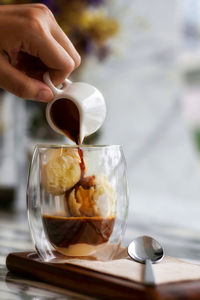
[44,72,106,143]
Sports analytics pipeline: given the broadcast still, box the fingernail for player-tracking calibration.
[37,90,53,102]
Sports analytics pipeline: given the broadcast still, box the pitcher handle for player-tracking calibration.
[43,72,63,96]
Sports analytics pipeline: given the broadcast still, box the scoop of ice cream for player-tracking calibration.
[41,148,81,195]
[68,174,115,217]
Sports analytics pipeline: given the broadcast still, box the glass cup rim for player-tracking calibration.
[34,144,122,150]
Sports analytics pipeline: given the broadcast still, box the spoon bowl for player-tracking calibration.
[128,235,164,264]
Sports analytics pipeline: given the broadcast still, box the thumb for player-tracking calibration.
[0,54,53,102]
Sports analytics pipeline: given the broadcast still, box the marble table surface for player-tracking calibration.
[0,211,97,300]
[2,210,200,299]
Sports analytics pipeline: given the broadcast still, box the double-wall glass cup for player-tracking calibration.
[27,145,128,262]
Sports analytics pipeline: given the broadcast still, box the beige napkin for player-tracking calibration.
[61,246,200,285]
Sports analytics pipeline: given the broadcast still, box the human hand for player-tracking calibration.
[0,4,81,102]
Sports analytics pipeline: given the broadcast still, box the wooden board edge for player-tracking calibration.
[6,252,145,300]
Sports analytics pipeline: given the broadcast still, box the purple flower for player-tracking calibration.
[84,0,104,6]
[97,46,110,61]
[81,37,93,54]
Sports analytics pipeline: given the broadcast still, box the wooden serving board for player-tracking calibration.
[6,252,200,300]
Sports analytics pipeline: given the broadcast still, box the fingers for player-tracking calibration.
[16,4,81,86]
[0,3,81,99]
[31,9,81,85]
[51,23,81,69]
[0,54,53,102]
[35,34,77,86]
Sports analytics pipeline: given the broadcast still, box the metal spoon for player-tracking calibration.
[128,235,164,286]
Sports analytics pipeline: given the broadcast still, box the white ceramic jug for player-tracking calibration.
[44,72,106,144]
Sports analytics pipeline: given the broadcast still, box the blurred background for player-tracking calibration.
[1,0,200,260]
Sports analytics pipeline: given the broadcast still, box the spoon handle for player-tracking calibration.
[144,259,156,286]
